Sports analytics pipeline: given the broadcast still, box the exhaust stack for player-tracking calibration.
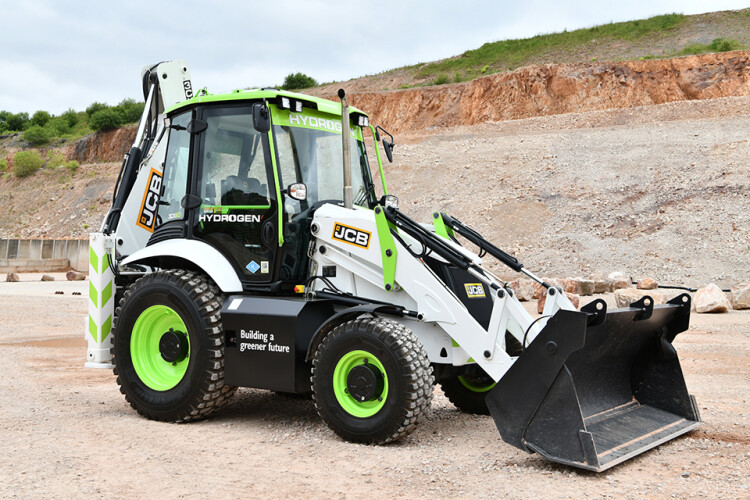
[338,89,353,210]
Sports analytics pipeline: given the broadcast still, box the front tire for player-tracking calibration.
[112,269,235,422]
[312,317,434,444]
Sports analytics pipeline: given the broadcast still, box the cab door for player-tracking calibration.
[190,104,282,284]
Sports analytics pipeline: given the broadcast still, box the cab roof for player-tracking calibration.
[165,88,367,118]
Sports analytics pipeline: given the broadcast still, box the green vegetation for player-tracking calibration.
[65,160,79,173]
[678,37,744,56]
[417,14,687,79]
[281,72,318,90]
[23,125,51,146]
[90,108,123,131]
[46,151,66,168]
[0,158,7,171]
[13,151,44,177]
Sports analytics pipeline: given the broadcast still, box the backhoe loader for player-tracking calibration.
[86,61,700,471]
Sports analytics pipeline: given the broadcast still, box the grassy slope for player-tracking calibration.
[341,8,750,90]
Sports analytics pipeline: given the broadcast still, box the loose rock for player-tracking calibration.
[614,288,666,308]
[578,279,595,296]
[508,279,534,302]
[694,284,731,313]
[6,272,19,283]
[613,278,631,290]
[729,283,750,310]
[594,280,613,294]
[41,275,55,282]
[66,271,87,281]
[637,278,658,290]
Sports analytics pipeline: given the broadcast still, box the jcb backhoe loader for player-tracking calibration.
[85,61,700,471]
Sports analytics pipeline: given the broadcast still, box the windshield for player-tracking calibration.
[273,114,376,208]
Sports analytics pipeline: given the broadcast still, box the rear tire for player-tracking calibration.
[440,367,496,415]
[312,317,434,444]
[112,269,236,422]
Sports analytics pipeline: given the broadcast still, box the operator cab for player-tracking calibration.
[153,91,380,291]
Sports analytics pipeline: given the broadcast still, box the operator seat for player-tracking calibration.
[221,176,267,205]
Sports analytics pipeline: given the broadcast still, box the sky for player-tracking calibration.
[1,0,748,115]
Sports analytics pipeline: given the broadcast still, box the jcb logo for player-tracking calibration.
[136,169,162,233]
[332,223,371,249]
[464,283,486,298]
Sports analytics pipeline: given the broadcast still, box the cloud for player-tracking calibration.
[1,0,747,114]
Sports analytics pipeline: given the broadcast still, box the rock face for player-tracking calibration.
[316,52,750,134]
[637,278,658,290]
[6,272,19,282]
[538,290,580,314]
[730,283,750,310]
[614,288,666,308]
[694,284,731,313]
[72,125,137,164]
[66,271,86,281]
[41,275,55,281]
[508,279,535,302]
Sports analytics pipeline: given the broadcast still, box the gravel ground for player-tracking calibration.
[378,95,750,289]
[1,277,748,498]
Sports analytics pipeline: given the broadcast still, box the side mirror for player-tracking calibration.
[253,103,270,133]
[286,183,307,201]
[382,139,394,163]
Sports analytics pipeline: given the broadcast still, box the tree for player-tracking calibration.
[61,108,79,128]
[5,112,29,132]
[114,98,145,123]
[281,72,318,90]
[23,125,51,146]
[30,110,51,127]
[89,108,122,132]
[86,101,109,118]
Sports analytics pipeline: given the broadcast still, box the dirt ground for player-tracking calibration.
[1,275,747,499]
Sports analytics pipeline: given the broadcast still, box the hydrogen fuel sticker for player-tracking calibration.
[239,329,290,354]
[246,261,260,273]
[136,168,162,232]
[464,283,486,298]
[332,222,371,249]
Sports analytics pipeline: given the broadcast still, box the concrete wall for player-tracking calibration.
[0,238,88,272]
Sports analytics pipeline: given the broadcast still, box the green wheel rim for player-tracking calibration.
[131,305,190,391]
[457,374,496,393]
[333,350,389,418]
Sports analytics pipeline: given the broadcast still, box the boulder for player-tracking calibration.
[694,284,731,313]
[6,272,19,283]
[613,278,631,290]
[614,288,666,308]
[41,275,55,282]
[66,271,86,281]
[578,279,595,296]
[730,283,750,310]
[509,279,535,302]
[637,278,658,290]
[562,278,579,294]
[538,290,580,314]
[608,271,629,281]
[594,280,612,294]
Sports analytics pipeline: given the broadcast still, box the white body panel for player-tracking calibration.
[121,239,243,292]
[310,204,572,382]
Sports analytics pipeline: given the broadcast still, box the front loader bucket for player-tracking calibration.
[486,294,701,472]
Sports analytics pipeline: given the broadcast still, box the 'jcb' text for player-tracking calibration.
[332,223,371,249]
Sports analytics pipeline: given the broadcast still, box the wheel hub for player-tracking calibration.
[346,362,384,402]
[159,328,189,363]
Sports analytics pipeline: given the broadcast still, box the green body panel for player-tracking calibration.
[166,88,367,119]
[333,350,389,418]
[374,207,398,291]
[265,129,285,247]
[130,305,190,391]
[432,212,454,240]
[271,105,364,141]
